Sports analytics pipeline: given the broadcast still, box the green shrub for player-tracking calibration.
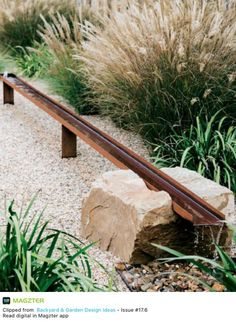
[0,197,111,292]
[14,43,52,78]
[152,112,236,192]
[153,226,236,292]
[81,0,236,140]
[0,0,76,54]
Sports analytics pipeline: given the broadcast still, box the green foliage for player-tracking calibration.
[153,227,236,292]
[0,59,3,72]
[48,68,92,114]
[0,197,110,292]
[14,43,52,78]
[153,112,236,192]
[0,0,76,55]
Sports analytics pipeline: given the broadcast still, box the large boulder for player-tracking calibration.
[81,170,176,263]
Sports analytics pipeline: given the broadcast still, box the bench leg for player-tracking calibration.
[3,82,14,104]
[61,125,77,158]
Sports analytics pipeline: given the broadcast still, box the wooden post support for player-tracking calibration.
[3,82,14,104]
[61,125,77,158]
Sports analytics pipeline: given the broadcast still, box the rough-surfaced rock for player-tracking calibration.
[161,167,235,221]
[81,170,176,263]
[81,169,235,264]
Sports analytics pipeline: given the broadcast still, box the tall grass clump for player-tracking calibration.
[0,197,111,292]
[39,13,93,113]
[80,0,236,141]
[0,0,76,54]
[37,1,136,112]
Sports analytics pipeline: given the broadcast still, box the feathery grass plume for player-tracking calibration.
[0,0,76,53]
[76,0,138,29]
[80,0,236,141]
[78,0,131,14]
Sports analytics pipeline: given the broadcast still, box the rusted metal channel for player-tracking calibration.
[0,73,225,225]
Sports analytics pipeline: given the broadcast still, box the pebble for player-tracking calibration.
[141,283,153,292]
[134,273,140,278]
[122,272,134,284]
[115,263,126,271]
[154,281,163,290]
[212,283,225,292]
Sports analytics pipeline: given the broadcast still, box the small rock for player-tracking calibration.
[212,283,225,292]
[126,264,133,271]
[187,281,199,291]
[208,280,215,287]
[161,286,174,292]
[196,288,204,292]
[137,276,153,286]
[151,285,161,291]
[179,282,188,290]
[122,272,134,284]
[133,273,141,278]
[141,283,153,292]
[154,281,163,290]
[130,280,140,289]
[115,263,126,271]
[149,262,159,270]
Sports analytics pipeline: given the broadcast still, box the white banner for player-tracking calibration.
[0,292,235,322]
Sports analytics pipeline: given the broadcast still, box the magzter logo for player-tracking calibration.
[2,297,10,305]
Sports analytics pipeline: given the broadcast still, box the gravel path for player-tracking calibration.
[0,78,150,291]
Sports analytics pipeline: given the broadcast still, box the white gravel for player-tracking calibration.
[0,78,150,291]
